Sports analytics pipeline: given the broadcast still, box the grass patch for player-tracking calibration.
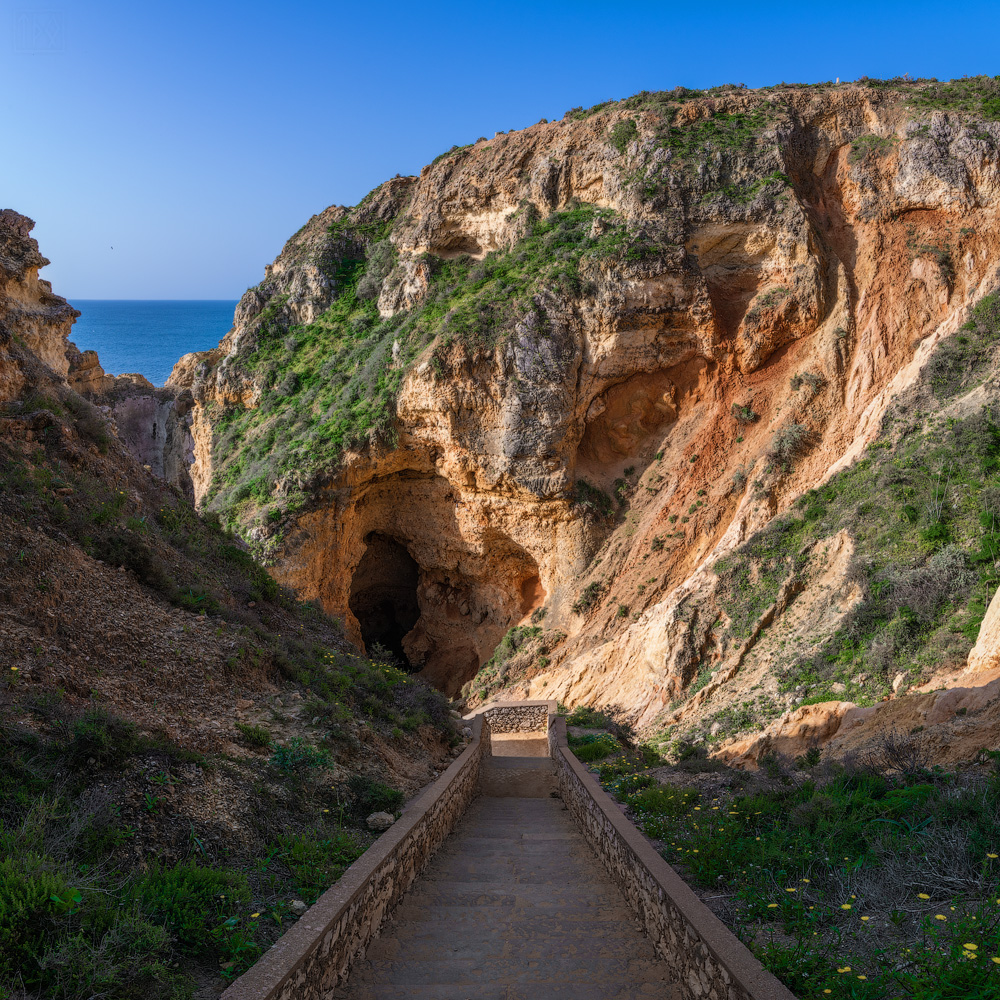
[612,742,1000,999]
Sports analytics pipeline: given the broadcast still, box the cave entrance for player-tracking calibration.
[349,533,421,668]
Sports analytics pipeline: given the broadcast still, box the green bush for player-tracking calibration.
[269,738,329,772]
[608,117,638,153]
[64,709,143,770]
[926,291,1000,398]
[731,402,758,424]
[569,733,620,762]
[266,831,364,902]
[348,774,403,816]
[235,721,272,748]
[0,855,70,979]
[574,479,616,521]
[138,862,249,955]
[572,581,604,614]
[629,785,699,819]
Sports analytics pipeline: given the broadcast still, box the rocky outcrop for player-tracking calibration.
[0,209,79,395]
[178,82,1000,729]
[967,586,1000,681]
[0,210,195,497]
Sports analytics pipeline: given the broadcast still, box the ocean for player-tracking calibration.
[70,300,239,387]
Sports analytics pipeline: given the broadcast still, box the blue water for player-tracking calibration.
[70,300,238,387]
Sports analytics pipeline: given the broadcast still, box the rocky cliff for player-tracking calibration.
[175,78,1000,760]
[0,210,458,997]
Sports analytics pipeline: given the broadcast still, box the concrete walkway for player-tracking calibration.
[334,758,684,999]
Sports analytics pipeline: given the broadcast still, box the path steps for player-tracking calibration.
[334,773,685,999]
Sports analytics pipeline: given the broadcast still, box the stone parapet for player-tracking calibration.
[476,699,556,733]
[548,713,798,1000]
[220,715,485,1000]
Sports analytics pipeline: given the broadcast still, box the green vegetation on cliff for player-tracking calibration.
[709,292,1000,717]
[206,203,664,534]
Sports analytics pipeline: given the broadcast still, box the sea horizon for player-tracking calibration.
[69,298,238,387]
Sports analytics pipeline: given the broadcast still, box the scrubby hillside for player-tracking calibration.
[171,76,1000,760]
[0,212,456,999]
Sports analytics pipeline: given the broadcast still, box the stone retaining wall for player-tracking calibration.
[549,714,798,1000]
[221,716,486,1000]
[480,699,555,733]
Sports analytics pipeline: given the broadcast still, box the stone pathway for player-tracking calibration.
[335,766,685,999]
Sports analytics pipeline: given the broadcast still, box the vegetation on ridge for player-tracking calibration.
[205,203,666,536]
[696,293,1000,728]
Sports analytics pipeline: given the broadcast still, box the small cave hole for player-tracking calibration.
[349,533,421,668]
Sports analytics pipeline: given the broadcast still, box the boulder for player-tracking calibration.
[366,811,395,832]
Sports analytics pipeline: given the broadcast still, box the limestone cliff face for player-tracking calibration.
[0,209,79,398]
[0,210,195,497]
[178,82,1000,710]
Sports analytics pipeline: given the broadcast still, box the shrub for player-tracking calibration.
[64,709,142,770]
[574,479,615,520]
[91,531,172,594]
[172,585,221,616]
[570,734,620,762]
[65,394,110,450]
[572,581,604,614]
[138,862,249,954]
[566,705,609,727]
[348,774,403,816]
[731,402,758,424]
[629,785,699,819]
[234,722,271,748]
[769,422,809,464]
[267,831,364,902]
[355,239,398,300]
[0,856,71,979]
[925,291,1000,397]
[269,738,329,772]
[608,117,638,153]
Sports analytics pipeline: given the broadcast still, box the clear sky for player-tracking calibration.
[3,0,998,299]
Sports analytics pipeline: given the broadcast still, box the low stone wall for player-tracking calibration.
[221,716,485,1000]
[480,699,556,733]
[549,714,798,1000]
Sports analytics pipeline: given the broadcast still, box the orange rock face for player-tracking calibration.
[180,85,1000,718]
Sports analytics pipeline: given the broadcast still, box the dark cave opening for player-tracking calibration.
[348,533,421,668]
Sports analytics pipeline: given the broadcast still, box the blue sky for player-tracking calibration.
[3,0,998,298]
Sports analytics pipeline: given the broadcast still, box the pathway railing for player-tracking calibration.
[222,701,797,1000]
